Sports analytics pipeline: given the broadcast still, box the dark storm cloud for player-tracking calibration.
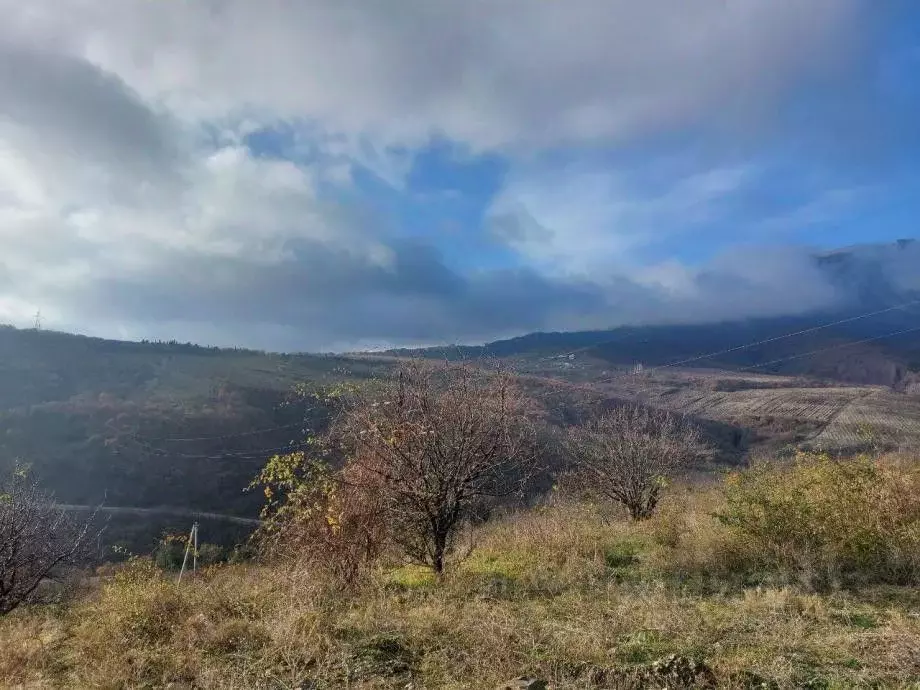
[55,239,605,348]
[0,39,178,178]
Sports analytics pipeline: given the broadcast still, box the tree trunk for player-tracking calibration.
[432,530,447,574]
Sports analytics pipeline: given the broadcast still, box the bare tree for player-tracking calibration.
[333,361,539,573]
[0,468,96,616]
[564,405,704,520]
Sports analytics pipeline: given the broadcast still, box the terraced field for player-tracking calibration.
[659,386,872,422]
[811,389,920,450]
[536,360,920,454]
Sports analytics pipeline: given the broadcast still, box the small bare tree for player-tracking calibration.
[564,404,703,520]
[335,361,539,573]
[1,468,96,615]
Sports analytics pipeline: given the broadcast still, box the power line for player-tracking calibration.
[138,420,307,444]
[516,322,920,428]
[125,436,307,460]
[56,504,262,526]
[136,396,337,445]
[735,324,920,373]
[647,299,920,373]
[592,299,920,384]
[112,303,920,461]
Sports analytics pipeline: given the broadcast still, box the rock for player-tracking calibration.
[496,677,548,690]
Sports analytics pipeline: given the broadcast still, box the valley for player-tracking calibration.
[2,308,920,555]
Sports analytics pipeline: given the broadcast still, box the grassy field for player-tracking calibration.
[3,459,919,689]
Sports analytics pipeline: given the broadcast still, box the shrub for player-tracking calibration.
[0,466,97,615]
[153,536,186,571]
[564,405,705,520]
[69,557,192,677]
[197,543,226,567]
[155,539,226,572]
[717,452,920,587]
[253,450,387,585]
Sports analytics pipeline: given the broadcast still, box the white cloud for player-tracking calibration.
[2,0,864,149]
[754,187,874,236]
[0,0,899,350]
[489,164,754,276]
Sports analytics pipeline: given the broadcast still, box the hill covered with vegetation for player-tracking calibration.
[392,309,920,389]
[2,348,920,688]
[0,325,388,552]
[3,308,920,558]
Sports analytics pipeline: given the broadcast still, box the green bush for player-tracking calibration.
[154,539,226,571]
[197,543,226,567]
[717,452,920,588]
[153,540,186,571]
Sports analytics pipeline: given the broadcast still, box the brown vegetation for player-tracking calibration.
[0,467,96,616]
[563,405,704,520]
[2,455,920,688]
[4,356,920,687]
[255,362,539,575]
[718,451,920,589]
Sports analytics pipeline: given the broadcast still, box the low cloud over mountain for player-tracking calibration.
[1,1,917,350]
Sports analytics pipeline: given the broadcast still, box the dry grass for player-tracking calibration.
[2,480,920,689]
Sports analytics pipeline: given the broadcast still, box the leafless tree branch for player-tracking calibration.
[0,468,100,616]
[333,360,540,573]
[564,404,704,520]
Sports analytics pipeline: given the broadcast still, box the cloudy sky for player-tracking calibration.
[1,1,918,351]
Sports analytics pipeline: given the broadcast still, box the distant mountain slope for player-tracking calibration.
[817,238,919,309]
[0,326,378,408]
[393,310,920,387]
[392,240,920,387]
[0,326,384,528]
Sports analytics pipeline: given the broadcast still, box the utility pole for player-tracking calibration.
[32,310,42,330]
[177,521,199,583]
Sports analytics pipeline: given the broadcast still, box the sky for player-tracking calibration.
[1,1,919,352]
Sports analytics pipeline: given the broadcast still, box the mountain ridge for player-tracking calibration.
[388,239,920,384]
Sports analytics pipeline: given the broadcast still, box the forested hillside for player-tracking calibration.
[0,326,388,551]
[396,310,920,388]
